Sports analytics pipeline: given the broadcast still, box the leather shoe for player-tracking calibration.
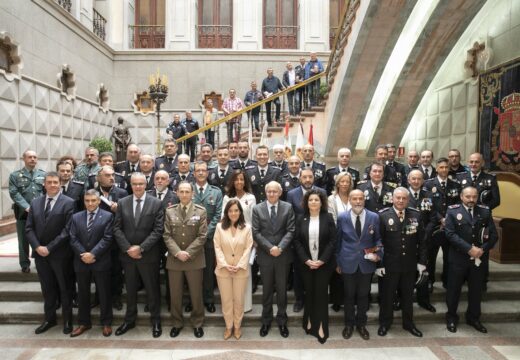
[63,321,73,335]
[342,326,353,339]
[259,324,270,337]
[170,326,182,338]
[447,322,457,333]
[35,321,57,334]
[279,325,289,338]
[418,302,437,313]
[115,322,135,336]
[234,327,242,340]
[317,336,327,344]
[357,326,370,340]
[331,304,341,312]
[293,301,303,313]
[102,326,112,337]
[378,325,388,336]
[224,328,232,340]
[205,303,216,313]
[467,320,487,333]
[21,266,31,273]
[184,303,193,312]
[70,325,91,337]
[152,323,162,338]
[193,327,204,338]
[404,326,423,337]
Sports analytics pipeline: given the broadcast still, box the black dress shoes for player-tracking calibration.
[170,326,183,338]
[377,325,388,336]
[35,321,57,334]
[184,303,193,312]
[279,325,289,338]
[467,320,487,333]
[21,266,31,273]
[193,327,204,338]
[293,301,303,313]
[342,326,353,339]
[63,321,73,335]
[331,304,341,312]
[447,322,457,333]
[152,323,162,338]
[205,303,216,313]
[418,302,437,313]
[115,322,135,336]
[357,326,370,340]
[404,326,423,337]
[259,324,270,337]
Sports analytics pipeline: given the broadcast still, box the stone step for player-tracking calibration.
[0,299,518,326]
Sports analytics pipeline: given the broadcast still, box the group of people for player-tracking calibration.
[8,138,500,344]
[166,52,325,148]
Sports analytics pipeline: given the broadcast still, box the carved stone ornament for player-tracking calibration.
[0,32,23,82]
[464,40,493,80]
[56,64,76,100]
[132,91,155,115]
[96,83,110,113]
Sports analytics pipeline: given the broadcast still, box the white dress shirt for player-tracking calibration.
[308,215,320,261]
[133,193,147,216]
[350,209,366,231]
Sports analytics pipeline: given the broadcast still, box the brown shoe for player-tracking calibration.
[234,327,242,340]
[70,325,91,337]
[102,326,112,337]
[224,328,232,340]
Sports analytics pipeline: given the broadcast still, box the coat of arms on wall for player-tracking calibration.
[479,57,520,173]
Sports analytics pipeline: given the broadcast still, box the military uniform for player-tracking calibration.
[247,165,283,203]
[457,171,500,210]
[300,160,327,189]
[73,163,100,183]
[325,166,360,195]
[87,172,127,191]
[166,122,187,148]
[114,160,140,194]
[387,160,406,186]
[207,165,234,194]
[169,171,195,191]
[281,173,300,200]
[448,164,467,181]
[444,204,498,325]
[163,202,208,328]
[230,158,257,170]
[269,160,288,173]
[155,154,179,175]
[183,118,200,162]
[9,167,46,269]
[356,180,396,213]
[363,165,399,185]
[193,184,223,306]
[378,207,427,330]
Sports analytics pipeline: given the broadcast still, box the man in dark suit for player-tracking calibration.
[447,149,467,180]
[247,145,283,203]
[326,147,360,195]
[419,150,437,180]
[113,172,164,338]
[300,144,327,189]
[208,146,234,194]
[356,163,396,213]
[377,187,427,338]
[114,144,141,193]
[26,172,75,335]
[86,152,127,191]
[403,150,420,180]
[336,189,383,340]
[444,187,498,333]
[69,189,113,337]
[169,154,195,191]
[57,160,84,212]
[252,181,295,338]
[154,139,179,175]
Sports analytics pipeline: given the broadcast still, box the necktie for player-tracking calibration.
[199,186,204,194]
[61,186,66,193]
[220,169,225,178]
[44,198,53,219]
[87,212,95,232]
[414,192,418,200]
[373,185,379,195]
[468,207,473,220]
[135,198,142,224]
[355,215,361,237]
[341,168,346,172]
[270,205,277,224]
[292,177,298,182]
[260,169,265,178]
[131,165,136,173]
[157,192,163,200]
[181,175,186,181]
[241,162,245,170]
[441,181,446,191]
[182,205,187,218]
[306,163,311,168]
[398,211,404,222]
[472,175,477,184]
[146,176,150,184]
[424,168,429,178]
[168,157,173,164]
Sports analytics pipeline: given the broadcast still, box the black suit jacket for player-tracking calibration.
[247,165,283,203]
[457,171,500,210]
[114,161,140,193]
[96,186,128,213]
[69,208,113,272]
[26,194,75,259]
[293,212,336,269]
[208,166,234,194]
[113,195,164,263]
[356,181,395,213]
[325,166,360,195]
[155,155,179,175]
[147,189,179,209]
[63,180,85,212]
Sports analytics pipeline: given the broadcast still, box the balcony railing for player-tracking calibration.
[197,25,232,49]
[93,9,107,41]
[128,25,165,49]
[263,25,298,49]
[330,26,339,50]
[55,0,72,13]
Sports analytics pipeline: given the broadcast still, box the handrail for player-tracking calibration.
[175,71,326,143]
[326,0,351,74]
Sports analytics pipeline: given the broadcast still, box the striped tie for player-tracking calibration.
[87,212,95,232]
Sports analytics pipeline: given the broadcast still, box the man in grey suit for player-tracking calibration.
[113,172,164,338]
[252,181,295,338]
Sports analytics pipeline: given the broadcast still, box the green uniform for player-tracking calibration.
[73,162,100,183]
[8,167,46,269]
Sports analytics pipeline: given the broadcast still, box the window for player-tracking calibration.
[197,0,233,48]
[329,0,346,49]
[131,0,166,48]
[263,0,298,49]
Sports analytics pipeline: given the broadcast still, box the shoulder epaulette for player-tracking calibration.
[448,204,461,209]
[350,167,359,171]
[114,172,124,176]
[385,182,398,188]
[244,165,256,170]
[116,161,126,165]
[72,180,84,185]
[314,161,325,166]
[477,204,490,209]
[193,203,206,210]
[379,208,390,213]
[357,180,368,185]
[408,207,420,213]
[424,178,435,183]
[208,184,220,190]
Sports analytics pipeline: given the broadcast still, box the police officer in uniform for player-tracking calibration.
[74,147,100,183]
[447,149,467,180]
[325,147,360,195]
[269,144,288,173]
[208,146,234,194]
[169,154,195,191]
[281,155,302,199]
[444,187,498,333]
[182,111,200,162]
[154,139,180,175]
[114,144,141,193]
[363,145,399,185]
[247,145,283,203]
[386,144,406,186]
[357,163,396,213]
[9,150,46,273]
[86,152,127,190]
[165,114,187,153]
[230,141,258,170]
[300,144,327,189]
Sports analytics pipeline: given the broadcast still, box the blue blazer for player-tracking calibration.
[69,208,113,272]
[286,186,327,215]
[336,209,383,274]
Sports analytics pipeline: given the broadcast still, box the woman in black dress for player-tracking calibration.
[293,189,336,344]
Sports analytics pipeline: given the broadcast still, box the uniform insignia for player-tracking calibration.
[94,181,99,188]
[190,215,200,221]
[462,179,467,185]
[448,204,460,209]
[456,213,463,221]
[210,173,216,180]
[122,170,126,176]
[388,218,394,225]
[363,190,369,196]
[160,163,165,169]
[19,173,23,177]
[432,186,437,193]
[251,175,256,182]
[285,181,290,187]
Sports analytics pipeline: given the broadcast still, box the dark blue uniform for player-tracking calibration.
[325,166,360,195]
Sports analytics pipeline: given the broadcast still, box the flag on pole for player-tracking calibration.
[259,120,268,146]
[284,119,292,157]
[295,121,305,160]
[308,123,314,145]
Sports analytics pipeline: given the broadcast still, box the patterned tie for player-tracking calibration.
[135,198,142,224]
[398,211,404,222]
[87,212,95,232]
[270,205,277,225]
[44,198,53,219]
[355,215,361,237]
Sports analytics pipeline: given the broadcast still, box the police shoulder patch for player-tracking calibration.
[448,204,461,209]
[385,182,397,188]
[72,180,84,185]
[477,204,490,209]
[408,207,420,213]
[357,180,368,185]
[379,207,390,213]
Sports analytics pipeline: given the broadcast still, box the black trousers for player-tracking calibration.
[429,231,450,287]
[122,260,161,324]
[203,243,216,304]
[35,256,73,323]
[292,247,305,303]
[110,245,123,299]
[265,98,281,125]
[379,270,416,328]
[342,269,372,326]
[329,271,344,306]
[302,264,333,340]
[185,140,197,162]
[77,269,112,326]
[446,260,485,324]
[260,260,289,326]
